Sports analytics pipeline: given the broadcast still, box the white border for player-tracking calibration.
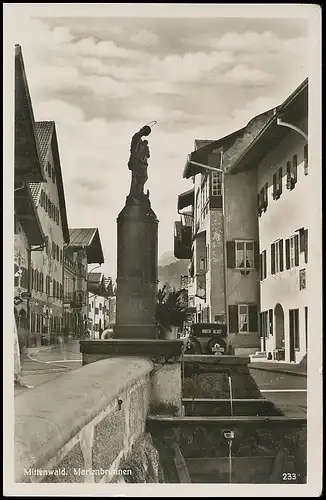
[3,3,322,497]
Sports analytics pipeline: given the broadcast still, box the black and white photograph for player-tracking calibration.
[4,3,322,497]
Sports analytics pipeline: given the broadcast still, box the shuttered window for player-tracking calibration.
[269,309,273,336]
[271,243,275,274]
[259,250,267,280]
[278,167,283,195]
[272,173,277,199]
[304,144,308,175]
[304,229,308,263]
[229,304,257,333]
[289,309,300,349]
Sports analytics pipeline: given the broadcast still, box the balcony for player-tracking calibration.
[174,221,192,260]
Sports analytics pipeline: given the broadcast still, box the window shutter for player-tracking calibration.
[228,305,238,333]
[269,309,273,336]
[294,234,299,266]
[304,144,308,175]
[248,304,258,332]
[264,183,268,209]
[286,161,291,189]
[271,243,276,274]
[272,173,277,199]
[259,313,263,337]
[257,193,261,215]
[278,167,283,195]
[264,251,267,279]
[226,241,236,268]
[259,254,262,281]
[254,241,259,270]
[279,239,284,272]
[292,154,298,183]
[304,229,308,264]
[285,239,290,269]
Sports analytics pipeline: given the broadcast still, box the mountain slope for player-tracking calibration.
[158,259,189,290]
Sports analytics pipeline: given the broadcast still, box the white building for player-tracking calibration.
[228,78,309,363]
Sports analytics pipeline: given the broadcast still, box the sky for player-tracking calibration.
[10,6,310,280]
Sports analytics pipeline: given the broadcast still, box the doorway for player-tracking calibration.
[274,304,285,350]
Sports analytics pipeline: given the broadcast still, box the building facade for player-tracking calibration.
[63,228,104,338]
[176,110,274,354]
[229,79,309,363]
[28,121,70,346]
[87,272,114,338]
[14,45,45,349]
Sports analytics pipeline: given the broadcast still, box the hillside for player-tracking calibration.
[158,258,189,290]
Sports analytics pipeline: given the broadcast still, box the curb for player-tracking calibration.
[249,365,307,378]
[22,368,69,375]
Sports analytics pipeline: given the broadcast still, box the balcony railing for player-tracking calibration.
[174,221,192,259]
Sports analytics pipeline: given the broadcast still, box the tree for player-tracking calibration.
[155,284,188,338]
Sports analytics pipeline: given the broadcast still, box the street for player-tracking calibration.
[250,368,307,418]
[16,344,307,419]
[15,342,82,396]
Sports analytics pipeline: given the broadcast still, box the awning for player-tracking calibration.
[177,189,194,210]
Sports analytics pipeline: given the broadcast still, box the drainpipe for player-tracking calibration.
[220,150,229,334]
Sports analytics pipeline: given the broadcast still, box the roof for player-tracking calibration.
[29,121,70,244]
[228,78,308,174]
[15,184,45,245]
[194,140,215,150]
[183,109,276,179]
[177,188,194,210]
[14,45,45,183]
[68,228,104,264]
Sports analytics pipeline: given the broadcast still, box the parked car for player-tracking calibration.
[184,323,235,355]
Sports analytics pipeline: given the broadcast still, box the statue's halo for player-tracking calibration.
[146,120,157,128]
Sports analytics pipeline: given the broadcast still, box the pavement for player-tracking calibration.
[249,360,307,377]
[15,341,82,396]
[250,368,307,418]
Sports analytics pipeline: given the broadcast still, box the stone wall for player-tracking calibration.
[15,357,160,483]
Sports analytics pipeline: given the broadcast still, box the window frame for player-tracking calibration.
[211,171,222,197]
[238,304,249,333]
[235,240,255,270]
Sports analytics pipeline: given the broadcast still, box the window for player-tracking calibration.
[289,309,300,350]
[229,304,257,333]
[47,162,52,180]
[52,167,56,183]
[238,305,248,332]
[60,250,63,263]
[214,314,225,323]
[259,250,267,280]
[236,241,254,269]
[99,303,102,311]
[257,184,268,215]
[211,171,222,196]
[286,155,298,189]
[95,307,99,315]
[271,239,284,274]
[304,144,308,175]
[272,168,283,199]
[285,234,299,269]
[199,257,206,271]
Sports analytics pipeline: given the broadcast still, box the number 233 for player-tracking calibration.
[283,472,297,480]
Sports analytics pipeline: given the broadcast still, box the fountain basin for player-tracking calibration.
[147,416,306,484]
[182,398,284,417]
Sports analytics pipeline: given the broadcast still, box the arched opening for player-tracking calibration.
[274,303,285,350]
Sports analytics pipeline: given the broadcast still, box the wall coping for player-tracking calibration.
[15,357,153,481]
[182,355,250,365]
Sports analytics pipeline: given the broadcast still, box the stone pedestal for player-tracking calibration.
[113,194,158,340]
